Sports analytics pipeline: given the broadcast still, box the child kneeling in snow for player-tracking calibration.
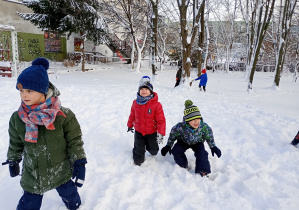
[161,100,221,177]
[127,76,166,166]
[3,58,87,210]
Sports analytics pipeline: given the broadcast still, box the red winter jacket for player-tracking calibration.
[127,92,166,136]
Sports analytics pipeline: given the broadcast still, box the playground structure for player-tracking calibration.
[0,24,19,77]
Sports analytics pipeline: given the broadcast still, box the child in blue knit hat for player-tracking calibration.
[2,58,87,210]
[161,100,221,177]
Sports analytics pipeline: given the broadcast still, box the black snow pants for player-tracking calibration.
[133,130,159,165]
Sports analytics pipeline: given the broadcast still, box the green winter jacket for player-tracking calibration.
[7,83,86,194]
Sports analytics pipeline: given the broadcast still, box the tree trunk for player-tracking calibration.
[151,0,158,75]
[248,0,275,90]
[178,0,203,79]
[274,0,296,87]
[197,0,205,77]
[80,31,85,72]
[131,39,135,70]
[136,48,142,73]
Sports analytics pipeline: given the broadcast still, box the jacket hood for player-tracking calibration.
[46,82,61,99]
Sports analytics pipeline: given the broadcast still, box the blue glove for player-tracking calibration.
[2,159,21,177]
[72,158,87,187]
[211,146,222,158]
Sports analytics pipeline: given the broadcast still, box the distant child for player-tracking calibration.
[174,67,182,87]
[161,100,221,177]
[193,68,208,92]
[291,131,299,146]
[2,58,87,210]
[127,76,166,166]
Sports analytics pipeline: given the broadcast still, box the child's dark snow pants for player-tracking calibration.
[133,130,159,165]
[171,141,211,174]
[17,180,81,210]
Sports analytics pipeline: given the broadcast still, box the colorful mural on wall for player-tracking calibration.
[0,31,66,62]
[44,31,61,52]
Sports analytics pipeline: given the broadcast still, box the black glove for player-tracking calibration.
[72,158,87,187]
[211,146,222,158]
[2,159,21,177]
[127,127,134,133]
[161,145,172,156]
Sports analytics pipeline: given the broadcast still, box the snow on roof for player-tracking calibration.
[0,24,15,31]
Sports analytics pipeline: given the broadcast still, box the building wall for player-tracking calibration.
[0,0,43,34]
[66,33,113,57]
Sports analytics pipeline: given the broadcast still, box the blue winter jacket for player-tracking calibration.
[195,73,208,86]
[166,120,216,148]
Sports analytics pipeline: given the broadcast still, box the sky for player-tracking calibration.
[0,62,298,210]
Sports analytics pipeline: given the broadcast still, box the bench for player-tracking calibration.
[0,65,12,78]
[170,61,178,66]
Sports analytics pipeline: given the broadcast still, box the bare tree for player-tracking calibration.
[177,0,204,79]
[158,0,182,69]
[101,0,151,72]
[150,0,158,75]
[242,0,275,91]
[292,11,299,82]
[295,41,299,82]
[197,0,206,76]
[272,0,297,87]
[212,0,239,73]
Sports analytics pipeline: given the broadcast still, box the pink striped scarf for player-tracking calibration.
[18,97,66,143]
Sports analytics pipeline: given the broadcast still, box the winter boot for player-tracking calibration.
[291,138,299,146]
[134,159,144,166]
[198,171,209,178]
[291,131,299,146]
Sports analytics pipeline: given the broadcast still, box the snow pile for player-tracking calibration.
[0,63,298,209]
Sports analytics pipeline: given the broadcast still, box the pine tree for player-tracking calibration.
[18,0,109,71]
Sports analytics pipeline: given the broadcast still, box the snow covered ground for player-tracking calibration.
[0,62,298,210]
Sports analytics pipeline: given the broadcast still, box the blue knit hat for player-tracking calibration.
[16,57,50,94]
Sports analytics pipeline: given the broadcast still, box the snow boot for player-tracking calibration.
[198,171,209,178]
[291,131,299,146]
[291,138,299,146]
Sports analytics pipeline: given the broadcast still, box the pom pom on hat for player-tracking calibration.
[16,57,50,94]
[185,100,193,108]
[32,57,50,70]
[184,100,202,122]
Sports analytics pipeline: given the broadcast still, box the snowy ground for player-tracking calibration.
[0,62,298,210]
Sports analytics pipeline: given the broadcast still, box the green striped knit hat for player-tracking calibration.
[184,100,202,122]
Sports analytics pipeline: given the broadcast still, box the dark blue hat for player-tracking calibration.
[16,57,50,94]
